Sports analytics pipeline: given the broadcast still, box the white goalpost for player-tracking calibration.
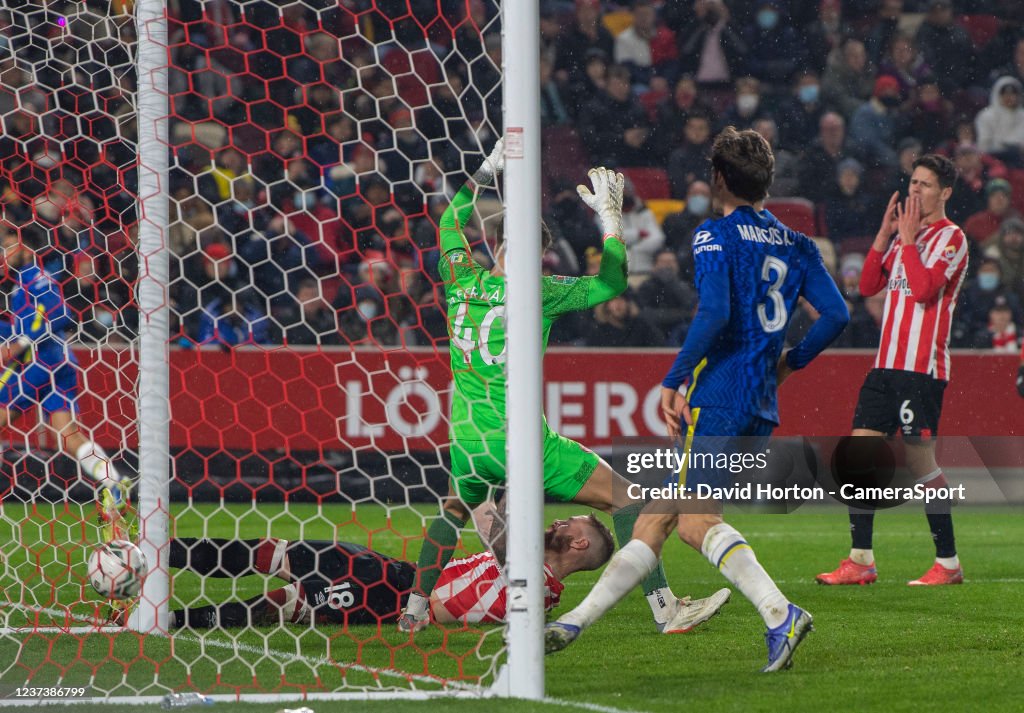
[0,0,546,702]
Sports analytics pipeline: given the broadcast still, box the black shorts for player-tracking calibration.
[851,368,946,439]
[286,541,416,626]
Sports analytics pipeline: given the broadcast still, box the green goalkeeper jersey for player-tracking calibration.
[437,182,628,441]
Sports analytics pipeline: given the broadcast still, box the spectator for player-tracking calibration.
[905,75,955,153]
[822,37,874,119]
[651,75,714,154]
[579,65,655,166]
[948,144,1007,225]
[554,0,614,89]
[275,278,340,346]
[831,253,879,348]
[955,258,1023,346]
[636,249,697,340]
[775,70,827,152]
[878,34,931,100]
[965,178,1020,246]
[741,0,806,85]
[863,0,904,66]
[825,158,878,245]
[583,291,664,347]
[566,48,609,120]
[664,0,748,89]
[667,113,713,198]
[975,77,1024,168]
[915,0,976,95]
[752,118,799,197]
[540,55,571,127]
[986,217,1024,300]
[718,76,772,131]
[663,180,712,273]
[987,35,1024,88]
[849,75,903,172]
[983,300,1020,353]
[804,0,851,74]
[545,178,601,267]
[798,111,852,204]
[614,0,659,87]
[884,137,923,197]
[619,179,665,275]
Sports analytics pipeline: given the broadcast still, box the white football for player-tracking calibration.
[88,540,148,600]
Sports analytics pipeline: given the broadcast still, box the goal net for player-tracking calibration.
[0,0,519,701]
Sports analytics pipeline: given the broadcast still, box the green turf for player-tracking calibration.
[1,502,1022,712]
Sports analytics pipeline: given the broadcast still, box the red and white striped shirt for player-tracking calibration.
[860,218,968,381]
[433,551,564,624]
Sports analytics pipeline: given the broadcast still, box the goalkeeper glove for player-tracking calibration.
[1017,364,1024,398]
[471,136,505,186]
[577,166,625,239]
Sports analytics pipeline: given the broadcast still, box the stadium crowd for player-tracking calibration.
[0,0,1023,355]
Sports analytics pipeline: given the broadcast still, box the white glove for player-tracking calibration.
[577,166,624,238]
[471,136,506,186]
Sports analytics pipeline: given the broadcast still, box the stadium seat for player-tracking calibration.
[644,199,685,227]
[764,197,818,236]
[542,125,591,189]
[958,15,1000,49]
[1008,169,1024,213]
[620,167,671,200]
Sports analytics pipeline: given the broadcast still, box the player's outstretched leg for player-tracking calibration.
[400,493,470,633]
[685,515,813,671]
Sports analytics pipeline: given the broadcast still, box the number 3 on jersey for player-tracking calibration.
[757,255,789,333]
[451,301,507,366]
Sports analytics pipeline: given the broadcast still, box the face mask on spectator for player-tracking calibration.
[737,93,759,115]
[294,191,317,210]
[357,300,379,321]
[798,84,820,104]
[687,194,710,215]
[95,309,115,329]
[978,272,999,291]
[756,9,779,30]
[879,94,901,109]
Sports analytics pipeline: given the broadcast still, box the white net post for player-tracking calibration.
[501,0,544,700]
[130,0,170,634]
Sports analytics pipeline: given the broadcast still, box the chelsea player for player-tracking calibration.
[546,128,849,672]
[0,226,130,541]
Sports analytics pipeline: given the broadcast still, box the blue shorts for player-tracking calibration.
[672,407,775,492]
[0,360,79,416]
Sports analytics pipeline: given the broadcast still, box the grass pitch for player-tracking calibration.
[0,501,1021,712]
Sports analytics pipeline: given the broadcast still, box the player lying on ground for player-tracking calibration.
[545,127,850,672]
[0,224,131,542]
[401,141,690,635]
[817,155,968,587]
[169,505,730,630]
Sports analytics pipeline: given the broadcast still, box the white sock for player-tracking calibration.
[75,441,121,487]
[646,588,676,625]
[850,548,875,566]
[557,540,657,630]
[936,555,960,569]
[702,523,789,629]
[404,592,429,618]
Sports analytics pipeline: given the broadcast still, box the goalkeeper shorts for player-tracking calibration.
[449,431,599,505]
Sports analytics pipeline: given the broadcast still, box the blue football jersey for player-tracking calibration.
[688,206,826,423]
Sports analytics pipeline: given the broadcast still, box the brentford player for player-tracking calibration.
[818,154,967,587]
[168,513,729,631]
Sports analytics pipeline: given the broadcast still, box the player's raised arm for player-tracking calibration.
[860,191,899,297]
[438,137,505,258]
[542,168,628,317]
[896,195,967,304]
[781,244,850,381]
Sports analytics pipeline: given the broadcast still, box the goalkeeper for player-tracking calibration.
[399,141,713,635]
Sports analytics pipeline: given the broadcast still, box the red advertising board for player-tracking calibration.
[35,348,1018,454]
